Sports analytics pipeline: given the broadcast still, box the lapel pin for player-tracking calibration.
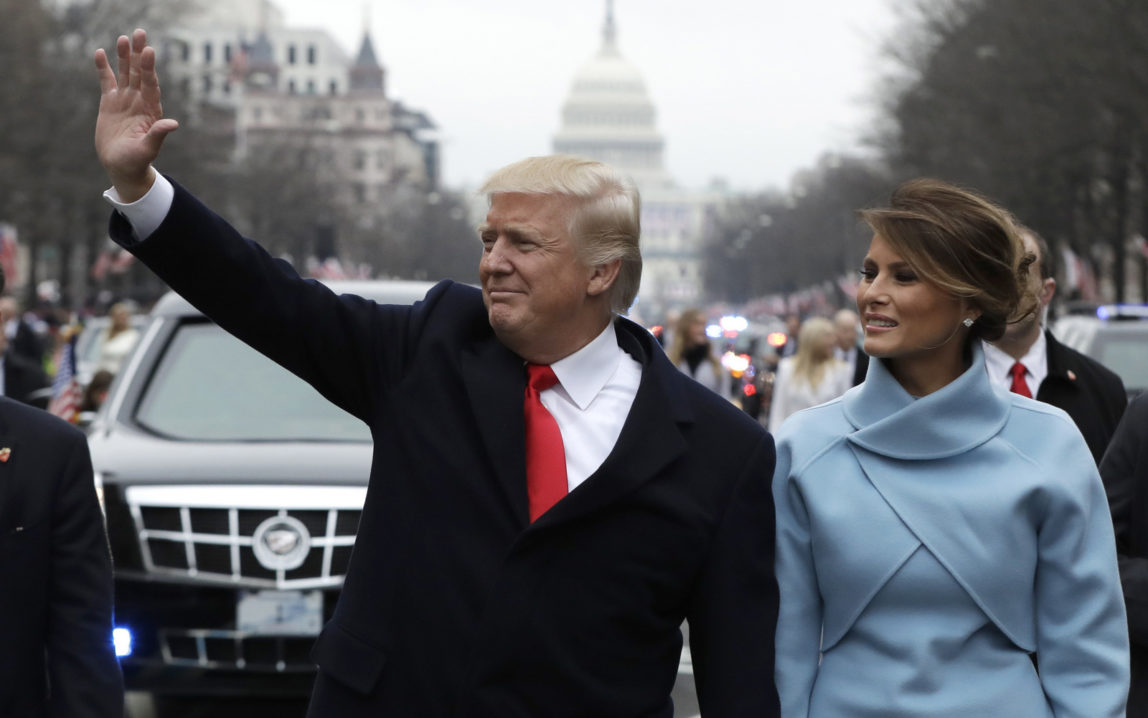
[0,448,11,463]
[1066,370,1077,381]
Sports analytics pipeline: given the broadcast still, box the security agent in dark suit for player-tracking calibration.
[0,264,123,717]
[0,296,46,366]
[0,301,49,407]
[1100,393,1148,716]
[983,226,1126,464]
[1,341,49,408]
[95,30,779,718]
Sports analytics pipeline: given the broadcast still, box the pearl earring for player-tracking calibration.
[962,317,974,328]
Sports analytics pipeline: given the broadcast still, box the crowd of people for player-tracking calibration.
[0,295,140,414]
[6,26,1147,718]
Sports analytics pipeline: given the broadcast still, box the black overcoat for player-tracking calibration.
[1101,393,1148,716]
[110,180,780,718]
[0,397,122,717]
[1037,330,1126,464]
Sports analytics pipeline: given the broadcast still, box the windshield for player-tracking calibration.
[135,322,370,442]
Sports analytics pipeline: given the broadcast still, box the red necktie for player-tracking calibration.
[524,364,568,522]
[1009,361,1032,398]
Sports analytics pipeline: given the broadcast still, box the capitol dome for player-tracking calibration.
[552,1,671,189]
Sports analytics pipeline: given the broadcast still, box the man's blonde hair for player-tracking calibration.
[480,155,642,313]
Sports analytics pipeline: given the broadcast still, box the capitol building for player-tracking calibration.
[553,1,724,320]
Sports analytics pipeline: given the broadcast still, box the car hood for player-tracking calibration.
[88,424,372,485]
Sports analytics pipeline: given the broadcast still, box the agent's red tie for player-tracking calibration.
[524,364,568,522]
[1010,361,1032,398]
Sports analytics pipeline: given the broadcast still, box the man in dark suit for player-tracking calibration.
[0,296,46,366]
[832,308,868,387]
[95,30,779,718]
[0,265,123,716]
[1100,393,1148,715]
[983,227,1126,464]
[0,330,49,408]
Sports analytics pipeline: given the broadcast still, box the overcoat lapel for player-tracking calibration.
[533,320,691,530]
[460,337,531,525]
[0,438,20,531]
[804,448,924,650]
[847,447,1036,651]
[0,402,14,527]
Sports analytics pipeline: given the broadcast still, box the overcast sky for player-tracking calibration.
[272,0,899,192]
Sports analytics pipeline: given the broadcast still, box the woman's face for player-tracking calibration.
[687,318,708,346]
[111,305,131,330]
[816,332,837,360]
[856,233,970,365]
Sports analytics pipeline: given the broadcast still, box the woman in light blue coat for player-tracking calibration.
[773,179,1129,717]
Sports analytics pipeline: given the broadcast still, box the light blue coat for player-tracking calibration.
[773,345,1129,717]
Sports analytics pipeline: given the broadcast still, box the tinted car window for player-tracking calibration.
[135,322,370,442]
[1092,333,1148,395]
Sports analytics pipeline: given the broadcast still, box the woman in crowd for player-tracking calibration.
[772,178,1128,717]
[767,317,850,432]
[666,308,729,396]
[96,301,139,375]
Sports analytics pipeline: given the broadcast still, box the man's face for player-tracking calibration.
[478,193,600,356]
[0,298,16,324]
[834,316,857,350]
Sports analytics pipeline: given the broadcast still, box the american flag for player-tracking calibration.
[48,331,81,423]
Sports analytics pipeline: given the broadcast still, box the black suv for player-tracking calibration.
[88,280,433,705]
[92,279,701,716]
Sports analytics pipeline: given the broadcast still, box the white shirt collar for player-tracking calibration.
[982,330,1047,390]
[549,322,624,411]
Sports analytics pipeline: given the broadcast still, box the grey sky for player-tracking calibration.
[273,0,898,192]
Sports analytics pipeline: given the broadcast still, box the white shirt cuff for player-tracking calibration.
[102,170,175,241]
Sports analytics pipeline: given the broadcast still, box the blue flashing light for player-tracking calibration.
[705,324,722,339]
[1097,303,1148,320]
[113,627,133,658]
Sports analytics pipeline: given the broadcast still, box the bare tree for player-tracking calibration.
[704,154,888,305]
[877,0,1148,301]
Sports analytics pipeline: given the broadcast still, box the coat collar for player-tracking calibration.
[460,334,532,523]
[0,400,20,529]
[1042,329,1083,386]
[842,343,1010,460]
[532,318,690,530]
[832,346,1035,651]
[461,316,692,531]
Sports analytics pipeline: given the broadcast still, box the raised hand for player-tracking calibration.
[95,29,179,202]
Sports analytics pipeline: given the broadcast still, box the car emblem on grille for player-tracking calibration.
[265,529,301,555]
[252,516,311,571]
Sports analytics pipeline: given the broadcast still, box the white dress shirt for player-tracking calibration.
[982,331,1049,397]
[105,171,644,494]
[548,325,642,491]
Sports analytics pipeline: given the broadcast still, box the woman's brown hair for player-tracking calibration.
[859,178,1036,342]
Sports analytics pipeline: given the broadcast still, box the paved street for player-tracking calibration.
[127,627,700,718]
